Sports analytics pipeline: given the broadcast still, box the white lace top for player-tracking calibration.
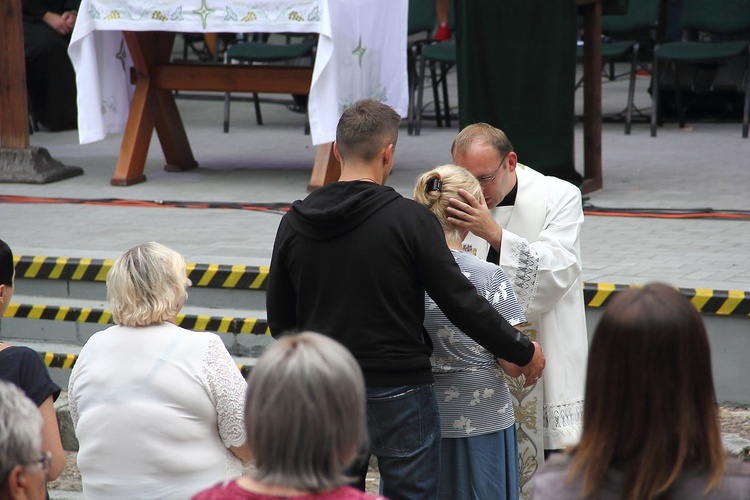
[68,323,247,499]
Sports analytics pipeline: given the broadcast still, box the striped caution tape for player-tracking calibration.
[5,303,271,335]
[43,352,78,369]
[583,283,750,316]
[5,304,113,324]
[185,263,269,290]
[36,351,252,377]
[13,256,113,282]
[13,256,269,291]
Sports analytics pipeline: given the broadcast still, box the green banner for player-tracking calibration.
[454,0,581,184]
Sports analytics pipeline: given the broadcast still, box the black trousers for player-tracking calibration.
[24,21,78,131]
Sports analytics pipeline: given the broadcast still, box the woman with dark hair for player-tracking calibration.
[0,239,66,484]
[531,283,750,499]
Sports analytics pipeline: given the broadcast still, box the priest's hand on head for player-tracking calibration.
[446,188,503,251]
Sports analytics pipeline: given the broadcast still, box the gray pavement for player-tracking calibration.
[1,69,749,292]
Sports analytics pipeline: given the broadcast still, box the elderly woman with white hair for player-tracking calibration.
[194,332,386,500]
[68,242,250,499]
[0,380,50,500]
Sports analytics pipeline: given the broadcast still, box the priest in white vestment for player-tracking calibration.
[446,123,588,497]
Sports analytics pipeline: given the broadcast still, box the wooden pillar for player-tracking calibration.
[0,0,30,149]
[0,0,83,183]
[580,0,603,193]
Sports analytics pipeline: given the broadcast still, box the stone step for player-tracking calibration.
[1,295,273,390]
[14,255,269,311]
[13,340,261,397]
[4,254,750,406]
[3,295,271,339]
[14,255,269,291]
[14,254,750,316]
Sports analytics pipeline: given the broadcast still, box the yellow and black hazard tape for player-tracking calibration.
[13,256,269,291]
[42,352,78,370]
[37,350,253,377]
[4,303,270,335]
[583,283,750,316]
[13,256,114,282]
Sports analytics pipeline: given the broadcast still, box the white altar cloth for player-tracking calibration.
[69,0,408,146]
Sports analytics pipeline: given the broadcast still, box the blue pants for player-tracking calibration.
[365,383,441,500]
[439,427,519,500]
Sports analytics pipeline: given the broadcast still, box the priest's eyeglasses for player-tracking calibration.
[476,152,510,185]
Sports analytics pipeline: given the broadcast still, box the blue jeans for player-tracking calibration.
[365,383,441,500]
[439,427,519,500]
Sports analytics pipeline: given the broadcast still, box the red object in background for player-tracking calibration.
[434,22,451,42]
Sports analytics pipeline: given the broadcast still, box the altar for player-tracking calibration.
[69,0,409,186]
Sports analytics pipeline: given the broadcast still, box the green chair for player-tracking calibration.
[651,0,750,138]
[407,0,437,135]
[414,41,456,136]
[223,34,316,132]
[576,0,660,134]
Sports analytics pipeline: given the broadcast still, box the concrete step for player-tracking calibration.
[14,255,269,310]
[13,339,262,394]
[14,254,750,317]
[3,294,271,338]
[5,254,750,406]
[1,293,274,389]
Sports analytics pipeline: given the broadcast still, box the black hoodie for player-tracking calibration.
[267,181,534,387]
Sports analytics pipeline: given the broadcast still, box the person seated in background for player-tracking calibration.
[0,380,50,500]
[414,165,525,500]
[22,0,80,131]
[194,332,387,500]
[68,242,250,499]
[0,238,66,484]
[531,283,750,499]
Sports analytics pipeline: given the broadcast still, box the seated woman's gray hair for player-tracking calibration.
[0,380,44,487]
[244,332,368,492]
[106,242,191,327]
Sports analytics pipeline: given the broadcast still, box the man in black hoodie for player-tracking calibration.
[267,99,545,499]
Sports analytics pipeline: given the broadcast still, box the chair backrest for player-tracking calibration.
[601,0,660,34]
[680,0,750,34]
[408,0,436,35]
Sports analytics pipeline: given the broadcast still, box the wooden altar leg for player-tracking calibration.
[112,31,197,185]
[308,143,341,191]
[204,33,218,58]
[111,67,158,185]
[155,89,198,172]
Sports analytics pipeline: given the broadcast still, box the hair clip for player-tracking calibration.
[426,178,443,193]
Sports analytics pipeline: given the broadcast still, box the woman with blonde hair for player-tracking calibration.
[68,242,250,499]
[194,332,386,500]
[531,283,750,499]
[413,165,525,500]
